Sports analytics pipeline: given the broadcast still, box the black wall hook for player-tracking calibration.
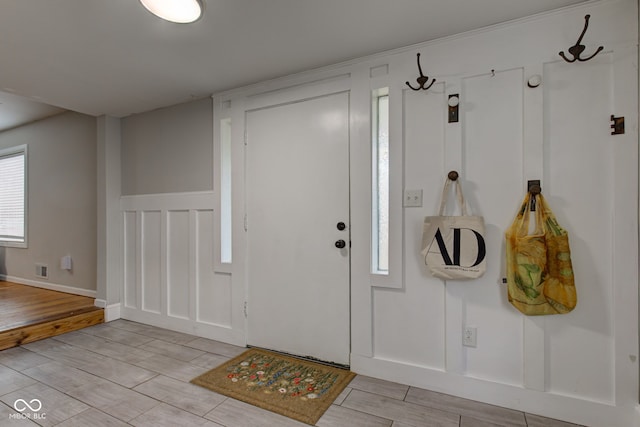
[528,180,541,211]
[406,53,436,91]
[559,14,604,63]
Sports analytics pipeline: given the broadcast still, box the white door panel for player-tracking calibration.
[246,92,350,366]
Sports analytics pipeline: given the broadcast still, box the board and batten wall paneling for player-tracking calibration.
[344,1,637,426]
[167,210,190,320]
[209,1,636,425]
[543,54,615,403]
[121,192,238,342]
[123,211,137,309]
[195,210,233,326]
[460,68,524,386]
[373,83,447,369]
[141,210,162,314]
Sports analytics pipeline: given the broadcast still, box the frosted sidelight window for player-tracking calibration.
[0,145,27,247]
[220,118,232,263]
[372,89,389,274]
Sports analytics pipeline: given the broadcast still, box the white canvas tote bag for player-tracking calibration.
[421,177,486,280]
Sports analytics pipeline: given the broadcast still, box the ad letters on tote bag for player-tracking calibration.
[421,177,486,280]
[505,192,577,316]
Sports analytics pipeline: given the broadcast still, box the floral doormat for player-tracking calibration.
[190,348,355,425]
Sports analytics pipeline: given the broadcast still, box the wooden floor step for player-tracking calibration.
[0,306,104,351]
[0,281,104,351]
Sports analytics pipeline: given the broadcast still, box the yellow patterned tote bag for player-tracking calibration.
[505,192,576,315]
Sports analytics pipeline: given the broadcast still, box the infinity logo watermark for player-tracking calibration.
[9,398,46,420]
[14,399,42,412]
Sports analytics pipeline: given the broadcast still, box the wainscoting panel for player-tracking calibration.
[195,210,232,327]
[123,211,137,309]
[167,210,190,320]
[120,192,241,343]
[142,210,162,314]
[458,68,524,386]
[344,1,637,425]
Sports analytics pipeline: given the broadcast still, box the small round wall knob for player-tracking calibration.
[335,240,346,249]
[527,75,542,88]
[337,222,346,231]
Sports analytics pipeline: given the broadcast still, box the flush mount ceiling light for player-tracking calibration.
[139,0,203,24]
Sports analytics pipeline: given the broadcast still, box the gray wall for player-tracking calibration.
[0,112,97,291]
[121,97,213,195]
[0,96,213,293]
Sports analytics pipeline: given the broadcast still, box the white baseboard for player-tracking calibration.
[0,274,96,298]
[120,306,246,347]
[351,354,634,427]
[94,299,121,322]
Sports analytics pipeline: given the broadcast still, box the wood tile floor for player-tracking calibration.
[0,319,583,426]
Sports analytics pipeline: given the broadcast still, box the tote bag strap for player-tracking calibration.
[508,192,545,238]
[438,178,468,216]
[536,193,566,236]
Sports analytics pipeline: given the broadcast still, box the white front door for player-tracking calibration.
[246,91,350,366]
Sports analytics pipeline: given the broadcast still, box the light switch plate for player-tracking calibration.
[404,189,423,207]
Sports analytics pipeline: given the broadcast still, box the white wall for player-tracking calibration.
[96,115,123,313]
[119,191,243,343]
[0,111,97,295]
[207,1,637,426]
[356,2,637,425]
[118,97,244,343]
[116,0,638,425]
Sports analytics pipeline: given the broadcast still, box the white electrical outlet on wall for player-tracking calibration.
[463,326,477,347]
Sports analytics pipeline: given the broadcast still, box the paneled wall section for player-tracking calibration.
[120,192,237,341]
[346,2,637,426]
[207,1,636,425]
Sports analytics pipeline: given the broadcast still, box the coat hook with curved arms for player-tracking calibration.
[406,53,436,91]
[559,14,604,63]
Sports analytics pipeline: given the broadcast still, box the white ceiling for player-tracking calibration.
[0,0,589,131]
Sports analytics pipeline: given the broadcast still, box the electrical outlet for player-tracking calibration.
[463,326,477,348]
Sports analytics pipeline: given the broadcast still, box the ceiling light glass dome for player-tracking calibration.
[139,0,203,24]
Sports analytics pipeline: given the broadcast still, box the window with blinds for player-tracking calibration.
[0,145,27,247]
